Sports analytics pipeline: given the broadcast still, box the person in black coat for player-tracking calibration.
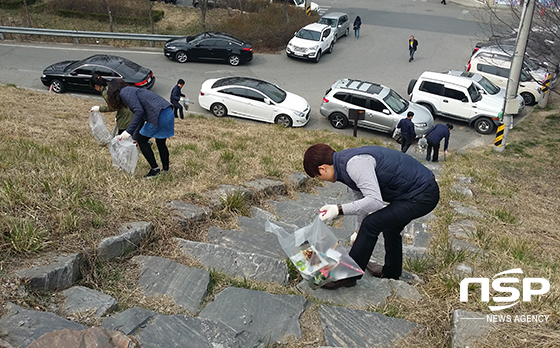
[170,79,186,119]
[396,111,416,153]
[424,123,453,162]
[303,144,440,289]
[353,16,361,38]
[408,35,418,62]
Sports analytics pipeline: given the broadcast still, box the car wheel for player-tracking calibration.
[520,92,536,106]
[228,54,240,66]
[345,27,349,36]
[175,51,188,63]
[474,117,494,134]
[420,103,435,117]
[275,114,293,128]
[50,79,65,93]
[329,112,348,129]
[328,42,334,54]
[210,103,227,117]
[314,50,322,63]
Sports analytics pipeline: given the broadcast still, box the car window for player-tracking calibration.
[333,92,350,102]
[244,89,266,102]
[477,64,499,76]
[198,39,216,47]
[467,84,481,102]
[419,81,444,95]
[342,15,348,23]
[368,98,386,112]
[72,65,95,75]
[219,87,247,97]
[349,95,367,108]
[318,18,336,28]
[383,89,408,114]
[443,87,467,101]
[323,28,331,38]
[477,75,500,95]
[296,29,321,41]
[252,81,286,103]
[213,39,232,47]
[94,66,120,78]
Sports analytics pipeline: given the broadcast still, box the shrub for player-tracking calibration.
[0,0,38,10]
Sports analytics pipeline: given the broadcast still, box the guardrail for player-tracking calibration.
[0,26,184,46]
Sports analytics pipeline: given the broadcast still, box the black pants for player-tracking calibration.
[426,140,441,162]
[172,101,183,119]
[401,136,414,153]
[136,134,169,170]
[349,179,440,279]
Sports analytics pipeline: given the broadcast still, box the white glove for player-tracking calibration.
[90,106,100,112]
[350,231,358,244]
[119,131,131,141]
[319,205,338,221]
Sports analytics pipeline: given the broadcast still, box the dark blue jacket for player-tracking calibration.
[121,87,172,136]
[425,124,451,151]
[397,117,416,138]
[170,84,185,104]
[333,146,435,202]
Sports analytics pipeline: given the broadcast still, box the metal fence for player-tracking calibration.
[0,26,183,46]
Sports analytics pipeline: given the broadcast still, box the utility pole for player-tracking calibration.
[494,0,536,152]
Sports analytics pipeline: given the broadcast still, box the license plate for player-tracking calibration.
[295,52,303,56]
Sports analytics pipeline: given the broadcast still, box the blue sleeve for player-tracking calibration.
[121,88,145,135]
[444,130,450,150]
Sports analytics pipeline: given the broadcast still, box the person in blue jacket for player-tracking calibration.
[424,123,453,162]
[303,144,439,289]
[396,111,416,153]
[170,79,186,119]
[353,16,361,38]
[107,79,174,178]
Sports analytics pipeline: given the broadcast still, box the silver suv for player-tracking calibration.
[320,79,434,135]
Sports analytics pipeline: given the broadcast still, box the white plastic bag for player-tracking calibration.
[180,96,189,111]
[265,216,364,289]
[109,136,139,174]
[89,110,112,146]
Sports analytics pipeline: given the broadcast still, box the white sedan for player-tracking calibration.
[198,77,310,127]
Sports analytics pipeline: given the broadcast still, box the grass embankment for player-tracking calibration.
[0,84,559,347]
[0,0,318,52]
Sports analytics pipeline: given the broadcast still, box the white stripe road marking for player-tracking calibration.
[0,42,161,55]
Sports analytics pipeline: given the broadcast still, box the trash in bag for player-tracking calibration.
[109,136,138,174]
[266,216,364,289]
[180,96,189,111]
[89,110,112,146]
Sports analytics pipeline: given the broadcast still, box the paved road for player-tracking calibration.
[0,0,525,151]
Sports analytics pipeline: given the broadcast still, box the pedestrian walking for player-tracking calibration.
[423,123,453,162]
[303,144,440,289]
[107,79,175,178]
[396,111,416,153]
[408,35,418,62]
[170,79,186,120]
[353,16,361,38]
[89,74,134,136]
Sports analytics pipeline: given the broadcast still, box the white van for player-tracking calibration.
[467,54,542,106]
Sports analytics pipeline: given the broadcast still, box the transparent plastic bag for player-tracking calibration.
[180,96,189,111]
[89,110,112,146]
[109,136,139,174]
[266,216,364,289]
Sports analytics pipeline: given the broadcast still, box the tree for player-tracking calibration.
[101,0,114,33]
[22,0,32,27]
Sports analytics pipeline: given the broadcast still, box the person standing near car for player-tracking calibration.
[170,79,186,120]
[424,123,453,162]
[303,143,439,289]
[107,79,175,178]
[353,16,361,38]
[396,111,416,153]
[408,35,418,62]
[89,74,134,136]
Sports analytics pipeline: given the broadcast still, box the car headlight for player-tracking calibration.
[311,45,319,51]
[293,110,305,118]
[166,45,177,50]
[415,123,428,128]
[41,74,46,78]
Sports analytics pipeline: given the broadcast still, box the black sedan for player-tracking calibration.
[40,54,155,94]
[164,32,253,66]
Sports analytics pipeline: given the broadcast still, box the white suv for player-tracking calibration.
[286,23,335,63]
[408,71,503,134]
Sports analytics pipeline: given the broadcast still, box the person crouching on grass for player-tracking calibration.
[107,79,175,178]
[303,143,440,290]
